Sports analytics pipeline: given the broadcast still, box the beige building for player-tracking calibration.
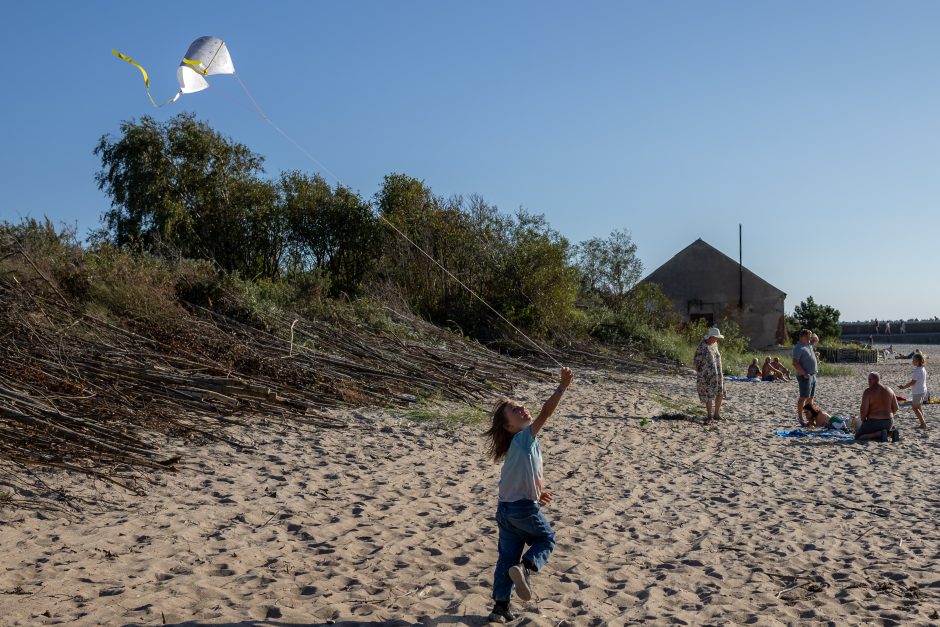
[642,239,786,348]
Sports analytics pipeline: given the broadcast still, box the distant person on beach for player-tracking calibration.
[885,321,891,335]
[694,328,726,420]
[874,318,879,334]
[760,357,786,381]
[901,321,906,334]
[484,367,573,622]
[898,353,928,430]
[746,358,761,379]
[771,357,792,380]
[895,349,921,360]
[793,329,818,426]
[856,372,900,441]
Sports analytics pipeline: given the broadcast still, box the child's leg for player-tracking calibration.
[493,506,526,602]
[517,504,556,572]
[913,402,927,429]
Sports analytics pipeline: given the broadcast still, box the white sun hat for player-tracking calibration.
[704,327,725,340]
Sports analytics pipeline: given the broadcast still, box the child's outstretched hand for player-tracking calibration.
[539,489,553,506]
[559,367,573,390]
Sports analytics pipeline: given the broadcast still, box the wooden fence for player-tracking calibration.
[817,347,883,364]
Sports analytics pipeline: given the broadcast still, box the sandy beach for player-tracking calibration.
[2,345,940,625]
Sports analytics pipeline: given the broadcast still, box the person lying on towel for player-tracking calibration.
[802,402,831,427]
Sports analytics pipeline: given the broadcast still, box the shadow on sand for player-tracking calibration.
[153,614,491,627]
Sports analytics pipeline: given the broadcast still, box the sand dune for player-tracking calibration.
[2,345,940,624]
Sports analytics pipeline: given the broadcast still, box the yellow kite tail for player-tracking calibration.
[112,49,176,108]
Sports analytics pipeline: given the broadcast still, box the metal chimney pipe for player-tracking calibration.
[739,224,743,309]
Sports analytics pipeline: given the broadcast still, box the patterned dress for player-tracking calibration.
[694,339,724,402]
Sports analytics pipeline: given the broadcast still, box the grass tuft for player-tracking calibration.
[402,405,488,429]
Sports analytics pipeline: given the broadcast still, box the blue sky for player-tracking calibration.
[2,1,939,321]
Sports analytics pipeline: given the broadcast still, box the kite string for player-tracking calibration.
[377,217,563,367]
[232,74,562,367]
[234,74,344,184]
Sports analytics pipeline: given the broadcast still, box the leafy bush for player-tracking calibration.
[81,246,206,325]
[788,296,842,342]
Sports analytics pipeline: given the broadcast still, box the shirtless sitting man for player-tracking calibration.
[855,372,900,442]
[760,357,781,381]
[770,357,791,380]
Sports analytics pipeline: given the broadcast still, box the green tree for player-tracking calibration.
[374,174,581,340]
[788,296,842,342]
[278,171,379,295]
[497,210,581,337]
[574,229,644,309]
[94,113,282,277]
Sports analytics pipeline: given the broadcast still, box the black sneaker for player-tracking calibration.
[487,603,515,623]
[891,429,901,443]
[508,564,533,600]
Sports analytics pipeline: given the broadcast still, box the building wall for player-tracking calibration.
[653,287,784,348]
[643,242,786,348]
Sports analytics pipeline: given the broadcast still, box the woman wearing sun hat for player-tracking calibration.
[694,327,726,420]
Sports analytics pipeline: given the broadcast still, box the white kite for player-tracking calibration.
[113,36,235,107]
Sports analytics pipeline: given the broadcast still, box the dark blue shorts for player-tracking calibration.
[855,418,894,439]
[798,374,816,398]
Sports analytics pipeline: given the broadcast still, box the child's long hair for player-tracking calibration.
[484,397,514,462]
[914,353,926,367]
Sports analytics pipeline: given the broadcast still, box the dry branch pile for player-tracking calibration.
[0,233,668,509]
[0,240,553,506]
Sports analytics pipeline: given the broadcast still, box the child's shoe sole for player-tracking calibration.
[508,564,532,600]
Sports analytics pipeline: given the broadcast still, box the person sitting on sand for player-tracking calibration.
[771,357,792,380]
[898,353,928,430]
[746,358,762,379]
[759,357,776,381]
[761,357,788,382]
[484,367,573,623]
[856,372,900,442]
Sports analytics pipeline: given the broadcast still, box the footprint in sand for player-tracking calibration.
[209,563,235,577]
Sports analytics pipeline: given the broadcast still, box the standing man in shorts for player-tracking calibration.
[792,329,818,426]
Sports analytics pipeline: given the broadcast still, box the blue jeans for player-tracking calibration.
[492,499,556,602]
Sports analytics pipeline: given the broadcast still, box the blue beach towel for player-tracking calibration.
[776,428,855,440]
[724,376,768,382]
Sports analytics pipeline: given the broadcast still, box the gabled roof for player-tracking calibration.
[642,238,786,298]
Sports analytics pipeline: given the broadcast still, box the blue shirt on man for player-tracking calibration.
[792,341,817,375]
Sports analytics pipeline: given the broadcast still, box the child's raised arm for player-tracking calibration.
[531,367,573,436]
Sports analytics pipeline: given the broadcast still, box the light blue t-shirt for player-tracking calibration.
[498,426,543,502]
[792,341,817,375]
